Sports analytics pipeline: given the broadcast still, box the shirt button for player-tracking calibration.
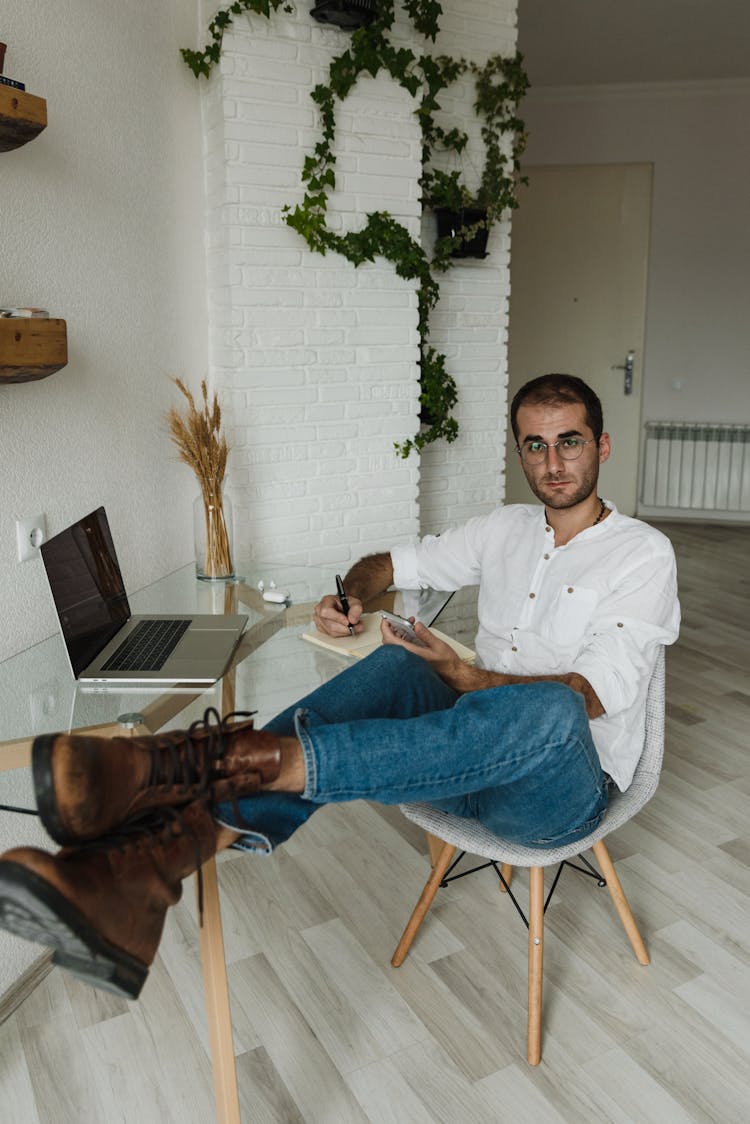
[543,553,550,560]
[617,621,624,628]
[511,646,518,652]
[567,587,574,593]
[545,526,552,533]
[529,592,536,599]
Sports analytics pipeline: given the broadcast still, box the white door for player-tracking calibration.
[505,164,653,515]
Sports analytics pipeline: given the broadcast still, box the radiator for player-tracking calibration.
[640,421,750,513]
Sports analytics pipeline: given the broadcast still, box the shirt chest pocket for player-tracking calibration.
[540,584,599,648]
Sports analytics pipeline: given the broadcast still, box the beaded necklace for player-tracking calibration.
[592,497,608,526]
[544,496,608,533]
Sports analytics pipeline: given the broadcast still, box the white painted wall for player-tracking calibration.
[521,80,750,427]
[202,7,422,569]
[0,1,207,662]
[419,2,517,534]
[200,0,518,559]
[0,0,206,999]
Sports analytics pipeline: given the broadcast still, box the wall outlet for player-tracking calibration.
[29,681,62,729]
[16,514,47,562]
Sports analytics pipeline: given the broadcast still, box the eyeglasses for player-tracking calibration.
[516,437,598,465]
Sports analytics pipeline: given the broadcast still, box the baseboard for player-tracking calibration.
[637,506,750,525]
[0,950,53,1025]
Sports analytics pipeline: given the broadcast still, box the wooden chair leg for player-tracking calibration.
[592,840,650,965]
[425,831,446,868]
[499,862,513,892]
[391,842,456,967]
[527,866,544,1066]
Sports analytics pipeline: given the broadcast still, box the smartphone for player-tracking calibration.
[381,610,427,646]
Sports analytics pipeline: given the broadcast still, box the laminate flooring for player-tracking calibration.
[1,520,748,1123]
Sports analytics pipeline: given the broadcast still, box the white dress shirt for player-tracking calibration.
[390,503,680,790]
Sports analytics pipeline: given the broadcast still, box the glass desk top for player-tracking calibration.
[0,560,469,754]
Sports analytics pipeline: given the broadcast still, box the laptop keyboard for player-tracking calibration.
[101,618,190,672]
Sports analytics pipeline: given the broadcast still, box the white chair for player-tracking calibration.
[391,647,665,1065]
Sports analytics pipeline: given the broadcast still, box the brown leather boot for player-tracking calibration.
[33,708,283,845]
[0,800,219,998]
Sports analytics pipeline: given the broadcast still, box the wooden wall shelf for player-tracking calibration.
[0,86,47,152]
[0,318,67,383]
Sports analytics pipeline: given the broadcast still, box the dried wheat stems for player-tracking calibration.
[167,378,233,578]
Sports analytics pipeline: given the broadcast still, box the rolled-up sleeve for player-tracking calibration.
[391,519,488,592]
[390,542,423,590]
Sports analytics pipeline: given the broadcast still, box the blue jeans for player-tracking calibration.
[214,646,609,854]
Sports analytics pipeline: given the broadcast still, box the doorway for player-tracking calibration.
[505,163,653,515]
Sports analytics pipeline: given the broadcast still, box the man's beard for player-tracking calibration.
[526,465,600,510]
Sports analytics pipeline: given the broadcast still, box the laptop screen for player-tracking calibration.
[40,506,131,677]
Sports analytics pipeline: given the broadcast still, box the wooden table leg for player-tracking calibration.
[195,586,241,1123]
[195,858,241,1124]
[122,666,241,1119]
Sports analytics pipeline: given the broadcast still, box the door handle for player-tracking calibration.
[612,350,635,395]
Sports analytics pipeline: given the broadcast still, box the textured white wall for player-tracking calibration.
[0,0,206,999]
[0,2,208,662]
[200,0,517,561]
[419,0,517,535]
[522,80,750,427]
[202,6,421,570]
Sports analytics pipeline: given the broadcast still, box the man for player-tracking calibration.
[0,374,679,1000]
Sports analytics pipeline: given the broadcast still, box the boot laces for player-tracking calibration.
[146,707,257,797]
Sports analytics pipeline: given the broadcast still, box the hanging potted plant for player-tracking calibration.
[422,54,529,261]
[310,0,379,29]
[429,170,491,259]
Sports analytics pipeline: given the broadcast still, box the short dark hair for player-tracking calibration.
[510,374,604,442]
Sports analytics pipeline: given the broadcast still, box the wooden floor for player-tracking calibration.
[1,521,749,1123]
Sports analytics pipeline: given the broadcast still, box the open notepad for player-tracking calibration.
[302,612,475,663]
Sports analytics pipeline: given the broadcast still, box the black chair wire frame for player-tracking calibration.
[439,850,606,929]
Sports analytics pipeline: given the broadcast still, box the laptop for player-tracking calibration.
[40,506,247,685]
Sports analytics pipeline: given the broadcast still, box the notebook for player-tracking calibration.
[40,506,247,685]
[302,611,475,663]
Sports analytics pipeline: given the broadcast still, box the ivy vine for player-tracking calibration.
[183,1,528,457]
[181,1,294,78]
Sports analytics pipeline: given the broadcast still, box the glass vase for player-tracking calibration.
[193,491,235,582]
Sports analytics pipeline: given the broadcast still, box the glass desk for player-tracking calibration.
[0,560,461,761]
[0,560,474,1124]
[0,560,329,758]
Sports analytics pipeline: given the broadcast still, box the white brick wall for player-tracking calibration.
[200,0,518,564]
[419,2,518,535]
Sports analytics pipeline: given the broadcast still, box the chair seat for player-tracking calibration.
[398,789,624,868]
[399,645,665,868]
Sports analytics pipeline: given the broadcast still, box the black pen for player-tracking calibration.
[335,574,355,635]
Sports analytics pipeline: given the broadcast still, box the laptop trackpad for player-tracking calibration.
[175,630,236,660]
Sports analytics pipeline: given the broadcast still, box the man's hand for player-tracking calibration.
[313,552,395,638]
[381,618,474,690]
[313,593,365,637]
[381,618,605,717]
